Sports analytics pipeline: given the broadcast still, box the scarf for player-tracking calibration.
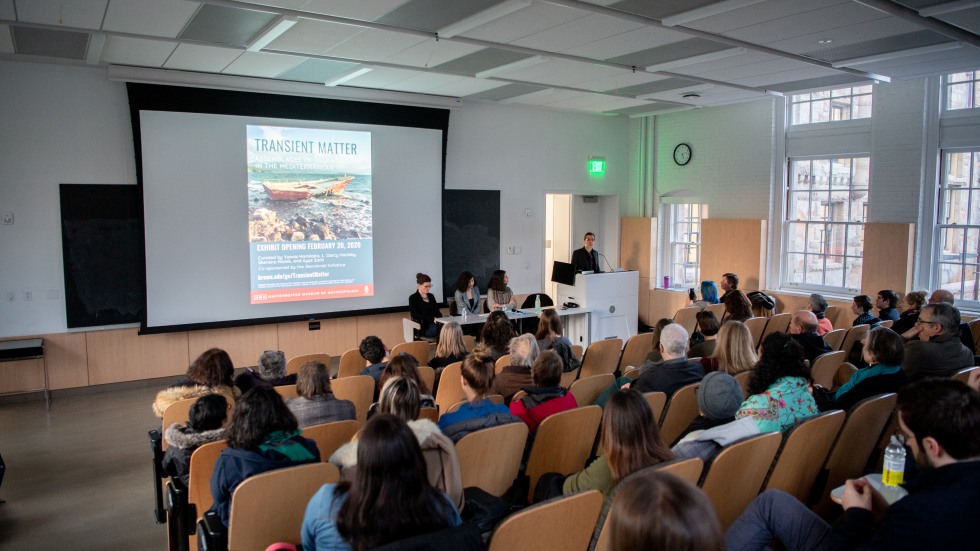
[834,363,901,399]
[258,429,316,461]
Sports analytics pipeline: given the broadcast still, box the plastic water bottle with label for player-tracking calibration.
[534,294,541,313]
[882,434,906,487]
[460,300,467,321]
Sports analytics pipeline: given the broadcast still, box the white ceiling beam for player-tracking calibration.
[86,32,106,65]
[854,0,980,49]
[918,1,980,18]
[832,42,963,68]
[661,0,769,27]
[474,55,547,78]
[324,66,372,87]
[437,0,532,38]
[645,48,746,72]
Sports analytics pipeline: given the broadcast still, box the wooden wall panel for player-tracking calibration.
[187,325,278,369]
[861,223,915,298]
[0,358,46,393]
[87,328,189,385]
[648,289,692,326]
[45,332,89,390]
[277,318,359,358]
[357,312,408,347]
[701,219,768,292]
[639,277,651,326]
[620,217,653,278]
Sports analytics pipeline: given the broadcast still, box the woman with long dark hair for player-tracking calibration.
[209,386,319,526]
[453,270,481,316]
[153,347,238,417]
[722,290,753,323]
[476,310,517,361]
[487,269,517,311]
[737,333,818,433]
[303,414,461,551]
[562,389,673,498]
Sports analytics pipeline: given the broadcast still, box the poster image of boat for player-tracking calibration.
[246,125,374,305]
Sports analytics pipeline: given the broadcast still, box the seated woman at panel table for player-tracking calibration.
[153,348,239,417]
[487,269,517,311]
[452,270,481,316]
[492,333,539,403]
[303,414,462,551]
[409,272,442,339]
[439,354,521,442]
[474,310,516,362]
[428,321,469,370]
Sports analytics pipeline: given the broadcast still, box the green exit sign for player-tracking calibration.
[588,157,606,174]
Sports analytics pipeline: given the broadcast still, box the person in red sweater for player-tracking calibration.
[509,350,578,432]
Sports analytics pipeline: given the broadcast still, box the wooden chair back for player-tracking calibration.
[560,370,579,388]
[618,332,655,373]
[953,366,978,385]
[810,351,846,389]
[970,319,980,349]
[337,348,365,379]
[580,338,623,379]
[330,375,374,423]
[834,362,858,388]
[488,490,603,551]
[813,393,897,515]
[643,391,667,422]
[839,324,870,356]
[161,398,198,451]
[760,313,791,342]
[301,420,361,460]
[571,345,584,361]
[286,353,330,376]
[705,303,727,318]
[455,422,529,496]
[672,307,700,335]
[274,384,299,400]
[656,456,705,486]
[227,462,340,551]
[495,354,512,374]
[390,341,431,366]
[825,305,841,326]
[462,335,477,353]
[418,407,439,423]
[658,382,700,445]
[569,374,614,406]
[877,319,893,328]
[734,370,752,397]
[418,366,436,393]
[434,361,466,415]
[823,328,847,351]
[187,440,228,527]
[763,410,845,502]
[622,367,641,380]
[525,405,603,502]
[744,316,768,347]
[700,432,782,529]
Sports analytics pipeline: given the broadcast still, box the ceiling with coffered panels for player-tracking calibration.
[1,0,979,116]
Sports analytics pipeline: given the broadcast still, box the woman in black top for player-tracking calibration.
[409,273,442,339]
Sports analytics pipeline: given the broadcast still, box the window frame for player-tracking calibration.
[788,85,873,126]
[933,147,980,306]
[943,70,980,112]
[661,203,706,290]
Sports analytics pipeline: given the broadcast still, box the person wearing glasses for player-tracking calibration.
[901,302,974,380]
[409,273,442,339]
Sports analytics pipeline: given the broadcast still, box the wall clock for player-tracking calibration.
[673,143,692,166]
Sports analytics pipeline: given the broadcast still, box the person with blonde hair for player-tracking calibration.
[429,321,468,370]
[492,334,539,402]
[704,320,757,375]
[891,290,927,335]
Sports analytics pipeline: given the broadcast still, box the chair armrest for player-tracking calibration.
[166,479,192,551]
[197,510,227,551]
[149,429,166,524]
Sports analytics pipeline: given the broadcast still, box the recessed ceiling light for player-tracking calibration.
[818,39,833,44]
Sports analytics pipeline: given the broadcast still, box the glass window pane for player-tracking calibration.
[945,189,969,225]
[854,85,872,95]
[788,192,810,220]
[949,83,972,110]
[805,254,824,285]
[847,224,864,257]
[791,160,812,189]
[812,160,830,189]
[941,228,966,263]
[787,253,805,283]
[969,191,980,226]
[787,223,806,252]
[824,255,844,287]
[845,256,863,289]
[792,101,809,124]
[939,263,963,298]
[853,157,870,188]
[809,194,829,221]
[948,72,972,83]
[811,99,830,123]
[853,94,872,118]
[806,224,826,253]
[965,264,979,302]
[812,90,829,99]
[850,189,869,223]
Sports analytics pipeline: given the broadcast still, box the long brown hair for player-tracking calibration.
[602,389,674,481]
[186,348,234,388]
[224,386,298,450]
[535,309,564,340]
[379,354,430,395]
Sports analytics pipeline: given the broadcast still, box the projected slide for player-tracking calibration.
[247,125,373,304]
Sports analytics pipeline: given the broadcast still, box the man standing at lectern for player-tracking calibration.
[571,232,602,273]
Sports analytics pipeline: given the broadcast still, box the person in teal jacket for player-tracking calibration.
[736,333,818,433]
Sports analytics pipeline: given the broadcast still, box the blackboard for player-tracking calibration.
[59,184,145,328]
[442,190,500,303]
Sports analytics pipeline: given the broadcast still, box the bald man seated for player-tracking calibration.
[788,310,833,365]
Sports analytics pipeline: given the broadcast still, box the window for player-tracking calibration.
[665,204,705,289]
[945,71,980,111]
[790,85,872,125]
[784,156,870,291]
[936,150,980,301]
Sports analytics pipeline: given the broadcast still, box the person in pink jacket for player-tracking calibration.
[509,350,578,432]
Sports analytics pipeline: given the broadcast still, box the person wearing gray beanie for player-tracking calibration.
[678,371,745,440]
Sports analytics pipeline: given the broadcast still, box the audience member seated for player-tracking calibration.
[378,354,435,408]
[486,269,517,311]
[671,372,747,461]
[737,333,818,433]
[153,348,239,417]
[876,289,901,322]
[535,308,579,372]
[901,302,974,379]
[509,350,578,432]
[808,293,833,335]
[492,334,540,403]
[409,272,442,339]
[560,389,673,499]
[719,272,738,303]
[609,470,725,551]
[161,394,228,486]
[851,294,881,327]
[452,270,481,316]
[209,386,320,527]
[689,280,721,309]
[428,321,468,370]
[701,320,757,375]
[890,290,926,335]
[438,355,521,442]
[475,310,517,361]
[330,377,463,511]
[303,414,462,551]
[689,311,721,359]
[287,362,356,427]
[721,290,753,324]
[358,336,388,382]
[725,379,980,551]
[920,289,976,353]
[788,310,833,365]
[814,327,909,412]
[632,324,705,398]
[234,349,297,394]
[644,318,675,364]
